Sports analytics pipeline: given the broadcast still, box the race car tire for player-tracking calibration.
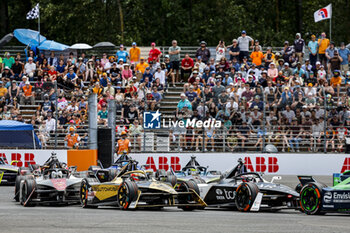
[80,179,97,208]
[117,181,138,210]
[108,169,118,181]
[15,175,33,202]
[20,178,36,207]
[177,180,200,211]
[166,175,177,187]
[300,182,325,215]
[235,182,259,212]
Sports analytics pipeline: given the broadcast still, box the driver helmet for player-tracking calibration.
[237,158,243,163]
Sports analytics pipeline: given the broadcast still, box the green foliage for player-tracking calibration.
[2,0,350,46]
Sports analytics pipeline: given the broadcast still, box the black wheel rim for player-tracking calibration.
[236,185,250,209]
[118,184,129,209]
[301,187,319,212]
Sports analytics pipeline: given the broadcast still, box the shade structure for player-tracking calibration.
[0,33,14,47]
[13,29,46,47]
[93,42,116,48]
[70,43,92,49]
[38,40,69,51]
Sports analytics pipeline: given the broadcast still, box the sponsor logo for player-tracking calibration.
[92,186,118,192]
[143,111,161,129]
[162,118,222,129]
[333,192,350,203]
[323,192,332,203]
[215,188,236,200]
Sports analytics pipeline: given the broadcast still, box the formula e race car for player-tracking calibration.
[196,160,300,212]
[299,172,350,215]
[80,160,206,210]
[167,156,222,184]
[14,153,82,206]
[0,157,19,185]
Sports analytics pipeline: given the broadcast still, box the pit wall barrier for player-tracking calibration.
[0,149,97,171]
[130,153,350,175]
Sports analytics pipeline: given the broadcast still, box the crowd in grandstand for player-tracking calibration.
[0,31,350,152]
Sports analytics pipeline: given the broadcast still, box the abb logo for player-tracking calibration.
[341,157,350,173]
[144,156,181,171]
[0,153,36,167]
[244,157,279,173]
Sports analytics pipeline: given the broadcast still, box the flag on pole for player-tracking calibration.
[26,3,39,20]
[314,4,332,22]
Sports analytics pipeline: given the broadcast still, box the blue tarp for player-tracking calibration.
[13,29,46,47]
[38,40,69,51]
[0,120,41,149]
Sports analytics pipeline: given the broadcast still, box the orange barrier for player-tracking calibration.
[67,149,97,171]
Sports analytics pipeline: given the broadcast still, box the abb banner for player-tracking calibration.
[0,150,67,167]
[130,153,350,175]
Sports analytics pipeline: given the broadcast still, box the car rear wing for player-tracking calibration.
[297,175,317,186]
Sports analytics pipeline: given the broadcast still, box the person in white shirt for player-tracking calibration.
[45,114,56,133]
[24,57,36,76]
[154,67,166,85]
[216,40,227,62]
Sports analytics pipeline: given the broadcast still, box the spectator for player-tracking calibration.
[237,30,254,62]
[250,46,264,67]
[24,57,36,79]
[339,42,350,76]
[264,47,275,69]
[116,131,131,154]
[154,67,166,87]
[216,40,226,62]
[97,104,108,125]
[135,57,149,79]
[20,81,34,105]
[329,50,343,74]
[281,41,294,63]
[308,35,318,70]
[288,118,303,152]
[318,32,330,67]
[330,70,342,97]
[177,93,192,115]
[116,44,129,62]
[168,40,181,83]
[181,54,194,81]
[294,33,305,62]
[229,39,240,61]
[237,121,250,151]
[65,127,80,149]
[11,58,23,80]
[129,119,143,151]
[148,42,162,63]
[2,52,15,72]
[129,42,141,64]
[196,41,211,64]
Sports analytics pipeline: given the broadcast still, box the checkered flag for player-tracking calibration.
[26,3,39,20]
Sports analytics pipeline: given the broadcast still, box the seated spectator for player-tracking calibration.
[177,93,192,116]
[129,119,143,151]
[20,81,35,105]
[181,54,194,81]
[97,104,108,125]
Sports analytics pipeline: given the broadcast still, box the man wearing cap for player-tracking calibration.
[308,35,318,70]
[129,42,140,64]
[329,50,343,74]
[148,42,162,63]
[98,104,108,125]
[294,33,305,62]
[11,58,23,80]
[20,81,34,105]
[116,44,129,63]
[229,39,240,61]
[281,41,293,63]
[339,42,350,75]
[0,81,7,98]
[65,127,80,149]
[116,131,131,155]
[135,57,149,80]
[76,57,86,80]
[154,66,166,86]
[180,54,194,81]
[141,67,153,83]
[196,41,210,64]
[318,32,330,67]
[1,66,12,79]
[237,30,254,62]
[330,70,342,97]
[168,40,181,82]
[1,52,15,72]
[177,93,192,116]
[263,47,275,69]
[281,62,293,78]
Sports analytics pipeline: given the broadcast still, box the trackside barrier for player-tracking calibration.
[130,153,350,175]
[0,149,97,171]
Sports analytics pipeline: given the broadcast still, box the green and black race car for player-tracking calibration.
[299,171,350,215]
[0,157,19,185]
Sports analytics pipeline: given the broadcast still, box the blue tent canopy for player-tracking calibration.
[0,120,41,149]
[13,29,46,47]
[38,40,69,51]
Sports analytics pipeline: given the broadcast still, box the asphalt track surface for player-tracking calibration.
[0,176,349,233]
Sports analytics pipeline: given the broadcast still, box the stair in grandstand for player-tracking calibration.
[19,104,40,120]
[160,83,184,121]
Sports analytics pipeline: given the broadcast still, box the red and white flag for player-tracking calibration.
[314,4,332,22]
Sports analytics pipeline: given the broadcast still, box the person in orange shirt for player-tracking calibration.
[330,70,342,97]
[318,32,330,67]
[250,46,264,67]
[65,127,80,149]
[116,131,131,154]
[129,42,140,64]
[20,81,34,105]
[135,57,149,80]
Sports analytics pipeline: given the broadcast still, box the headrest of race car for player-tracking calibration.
[96,169,110,182]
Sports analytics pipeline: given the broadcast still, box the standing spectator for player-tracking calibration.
[196,41,211,64]
[116,131,131,154]
[116,44,129,62]
[264,47,275,69]
[148,42,162,63]
[328,50,343,74]
[129,42,140,64]
[129,119,143,151]
[65,127,80,149]
[98,104,108,125]
[215,40,226,62]
[180,54,194,81]
[338,42,350,76]
[294,33,305,62]
[229,39,240,61]
[20,81,34,105]
[168,40,181,83]
[308,35,318,70]
[288,118,303,152]
[318,32,330,67]
[237,30,254,62]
